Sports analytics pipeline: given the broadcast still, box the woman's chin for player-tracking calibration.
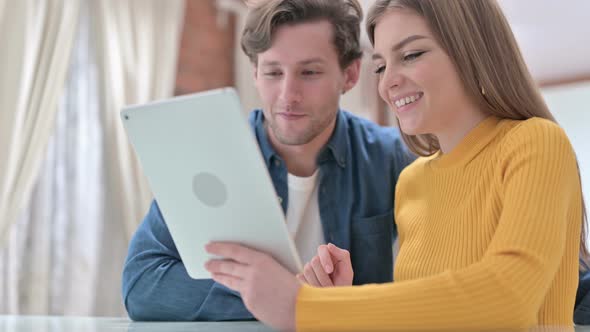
[398,122,422,136]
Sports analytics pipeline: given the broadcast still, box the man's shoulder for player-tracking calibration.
[340,110,404,151]
[340,111,414,165]
[339,111,415,169]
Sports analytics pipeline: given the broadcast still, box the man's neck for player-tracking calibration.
[267,119,336,177]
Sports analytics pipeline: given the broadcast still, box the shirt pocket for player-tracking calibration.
[350,210,394,285]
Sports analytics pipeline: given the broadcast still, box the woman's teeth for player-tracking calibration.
[395,93,422,108]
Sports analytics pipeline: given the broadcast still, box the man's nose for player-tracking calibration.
[278,74,302,106]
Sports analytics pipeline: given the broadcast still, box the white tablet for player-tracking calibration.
[121,87,303,279]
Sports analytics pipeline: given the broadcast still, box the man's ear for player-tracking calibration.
[342,58,361,94]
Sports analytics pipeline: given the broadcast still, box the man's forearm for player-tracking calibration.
[123,258,254,321]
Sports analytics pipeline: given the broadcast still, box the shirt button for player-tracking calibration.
[278,196,283,204]
[274,159,281,167]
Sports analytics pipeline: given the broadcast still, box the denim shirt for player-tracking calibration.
[122,110,415,321]
[575,263,590,325]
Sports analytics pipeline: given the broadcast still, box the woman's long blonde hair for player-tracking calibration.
[366,0,589,263]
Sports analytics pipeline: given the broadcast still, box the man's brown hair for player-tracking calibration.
[241,0,363,69]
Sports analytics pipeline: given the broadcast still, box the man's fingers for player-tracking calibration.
[205,242,263,264]
[310,256,333,287]
[211,272,243,292]
[205,259,248,278]
[303,262,321,287]
[317,245,334,274]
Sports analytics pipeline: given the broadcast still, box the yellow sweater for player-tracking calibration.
[296,116,582,331]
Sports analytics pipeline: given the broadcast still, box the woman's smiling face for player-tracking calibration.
[372,8,473,137]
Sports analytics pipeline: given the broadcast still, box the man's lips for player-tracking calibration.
[277,113,306,120]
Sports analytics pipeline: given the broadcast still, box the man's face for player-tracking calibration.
[254,20,358,146]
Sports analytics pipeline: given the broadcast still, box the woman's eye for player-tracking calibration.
[403,51,426,62]
[374,65,385,74]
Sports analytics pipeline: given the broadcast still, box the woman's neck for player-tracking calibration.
[436,108,488,154]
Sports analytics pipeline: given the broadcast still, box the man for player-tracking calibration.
[575,262,590,325]
[122,0,414,321]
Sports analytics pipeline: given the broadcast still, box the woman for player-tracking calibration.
[205,0,587,330]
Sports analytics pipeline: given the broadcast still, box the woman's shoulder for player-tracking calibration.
[397,154,433,184]
[501,117,567,143]
[499,117,576,167]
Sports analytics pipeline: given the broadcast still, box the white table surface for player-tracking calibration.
[2,315,590,332]
[0,315,276,332]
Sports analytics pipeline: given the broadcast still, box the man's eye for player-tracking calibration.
[302,70,320,76]
[374,65,385,74]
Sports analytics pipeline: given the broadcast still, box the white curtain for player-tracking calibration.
[0,0,80,247]
[93,0,185,240]
[90,0,185,315]
[0,0,100,315]
[0,0,185,316]
[216,0,262,113]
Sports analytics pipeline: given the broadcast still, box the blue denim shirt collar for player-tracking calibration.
[251,111,275,167]
[251,109,348,168]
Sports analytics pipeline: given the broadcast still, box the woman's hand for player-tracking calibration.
[297,243,354,287]
[204,242,300,331]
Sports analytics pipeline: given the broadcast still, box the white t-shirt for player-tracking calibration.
[285,170,325,264]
